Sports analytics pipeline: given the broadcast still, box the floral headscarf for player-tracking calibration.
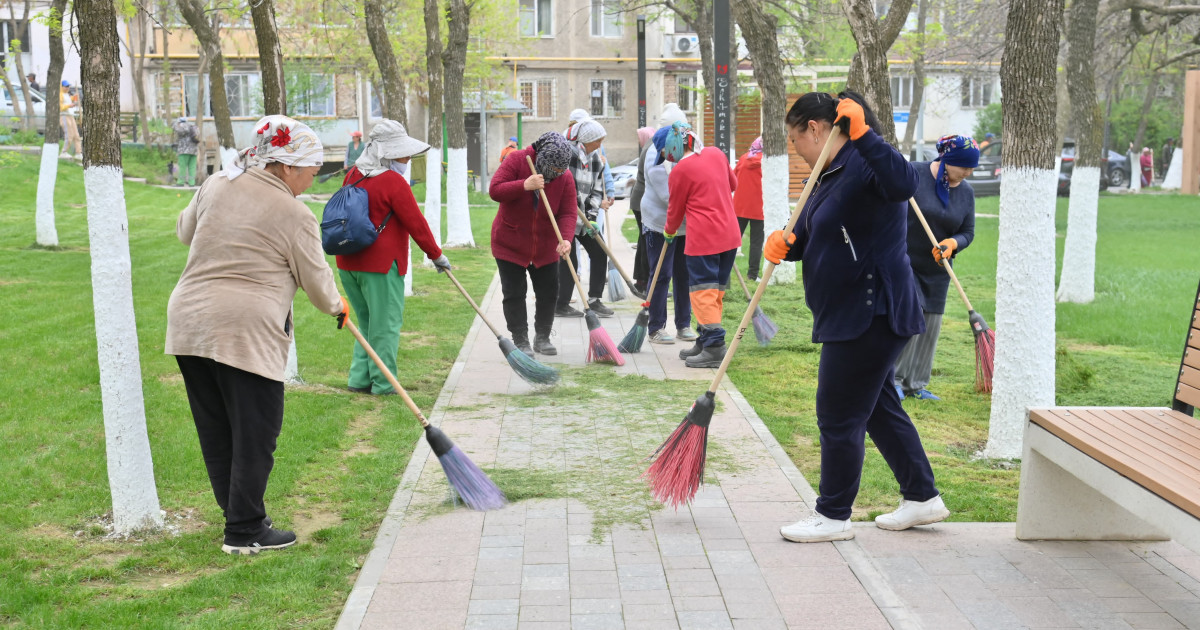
[225,115,323,181]
[660,121,697,164]
[748,136,763,158]
[532,131,572,181]
[934,134,980,207]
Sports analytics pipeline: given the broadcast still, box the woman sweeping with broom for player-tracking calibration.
[764,92,948,543]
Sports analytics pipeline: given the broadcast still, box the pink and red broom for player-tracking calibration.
[527,157,624,366]
[342,318,506,510]
[644,127,843,508]
[907,197,996,392]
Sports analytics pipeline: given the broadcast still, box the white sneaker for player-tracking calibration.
[875,495,949,531]
[676,327,698,341]
[780,512,853,543]
[649,330,675,344]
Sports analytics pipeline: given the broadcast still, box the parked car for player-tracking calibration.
[1104,150,1130,188]
[907,146,939,162]
[967,139,1116,197]
[610,158,639,200]
[1,85,47,133]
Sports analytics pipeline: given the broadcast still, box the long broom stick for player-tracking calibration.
[578,206,638,298]
[907,197,996,392]
[733,264,778,346]
[526,156,624,365]
[644,127,843,508]
[618,235,671,353]
[342,319,506,510]
[442,268,559,385]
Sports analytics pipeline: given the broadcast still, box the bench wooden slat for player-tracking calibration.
[1190,328,1199,353]
[1185,347,1200,371]
[1111,408,1200,447]
[1183,365,1200,391]
[1031,409,1200,519]
[1077,409,1200,474]
[1179,382,1200,410]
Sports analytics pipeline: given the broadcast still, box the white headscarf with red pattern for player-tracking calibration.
[224,115,323,180]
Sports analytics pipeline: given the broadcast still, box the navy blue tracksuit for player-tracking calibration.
[785,129,939,520]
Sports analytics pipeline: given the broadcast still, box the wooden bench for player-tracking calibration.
[119,112,140,143]
[1017,276,1200,552]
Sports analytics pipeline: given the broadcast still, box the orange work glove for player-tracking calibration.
[932,238,958,265]
[764,230,796,265]
[835,98,870,140]
[336,297,350,329]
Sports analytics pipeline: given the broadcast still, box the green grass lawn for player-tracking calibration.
[0,155,500,628]
[723,193,1200,522]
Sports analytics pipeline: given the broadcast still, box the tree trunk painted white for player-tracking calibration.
[422,145,443,268]
[84,165,163,533]
[405,243,414,296]
[762,154,796,284]
[444,147,474,246]
[1130,152,1142,192]
[1056,166,1100,303]
[984,167,1058,460]
[36,144,60,247]
[1162,149,1182,189]
[220,146,238,171]
[284,320,301,384]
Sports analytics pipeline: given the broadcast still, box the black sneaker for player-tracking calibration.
[348,385,371,394]
[685,344,726,368]
[512,333,533,356]
[555,305,584,318]
[588,299,614,318]
[679,340,704,359]
[533,333,557,356]
[222,528,297,555]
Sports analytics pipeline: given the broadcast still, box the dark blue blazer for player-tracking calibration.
[785,130,926,343]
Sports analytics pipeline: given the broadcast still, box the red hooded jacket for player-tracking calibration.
[733,152,764,221]
[488,146,578,269]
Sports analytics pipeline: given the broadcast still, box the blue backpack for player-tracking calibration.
[321,173,393,255]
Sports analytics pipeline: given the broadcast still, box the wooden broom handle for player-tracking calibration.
[576,207,636,289]
[733,263,753,301]
[645,234,670,300]
[343,318,429,427]
[443,268,504,339]
[526,156,590,306]
[706,127,843,393]
[907,197,974,312]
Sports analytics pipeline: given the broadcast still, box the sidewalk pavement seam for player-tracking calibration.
[335,274,499,630]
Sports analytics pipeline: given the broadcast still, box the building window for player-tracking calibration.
[676,74,698,114]
[0,21,31,54]
[519,0,552,37]
[590,0,622,37]
[291,73,335,117]
[224,74,262,118]
[590,79,624,118]
[519,78,555,119]
[961,76,994,109]
[674,14,694,34]
[890,76,913,109]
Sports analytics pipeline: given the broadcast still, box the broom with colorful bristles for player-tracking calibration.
[342,318,506,510]
[442,268,559,386]
[644,126,843,508]
[907,197,996,392]
[527,156,625,366]
[733,264,778,346]
[603,195,628,302]
[617,237,670,353]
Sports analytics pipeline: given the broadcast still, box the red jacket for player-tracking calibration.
[335,167,442,274]
[489,146,578,269]
[733,153,764,221]
[666,147,740,257]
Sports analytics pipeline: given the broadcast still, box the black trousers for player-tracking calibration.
[557,233,607,305]
[632,209,649,285]
[496,258,558,338]
[737,217,765,280]
[814,316,939,521]
[176,355,283,537]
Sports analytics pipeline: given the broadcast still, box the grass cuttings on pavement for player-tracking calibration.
[723,193,1200,523]
[0,155,499,628]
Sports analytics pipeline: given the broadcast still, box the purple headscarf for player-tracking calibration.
[748,136,763,158]
[934,134,980,207]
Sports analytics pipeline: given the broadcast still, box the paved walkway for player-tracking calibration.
[336,205,1200,630]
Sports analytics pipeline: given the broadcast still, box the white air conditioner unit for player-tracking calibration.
[673,35,699,55]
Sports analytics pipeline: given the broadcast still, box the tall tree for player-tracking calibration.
[176,0,237,168]
[76,0,163,534]
[364,0,408,126]
[5,0,35,131]
[732,0,793,283]
[34,0,66,248]
[841,0,914,146]
[193,37,210,183]
[1057,0,1103,304]
[443,0,474,247]
[249,0,286,115]
[984,0,1064,459]
[423,0,444,253]
[899,0,930,156]
[117,3,152,144]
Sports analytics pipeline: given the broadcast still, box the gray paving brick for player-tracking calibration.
[520,605,570,622]
[676,611,734,629]
[467,614,520,630]
[623,603,676,621]
[520,589,570,607]
[470,599,522,615]
[570,613,625,630]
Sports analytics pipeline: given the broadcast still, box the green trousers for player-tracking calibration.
[177,153,197,186]
[340,261,406,395]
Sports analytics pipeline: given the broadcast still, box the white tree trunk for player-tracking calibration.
[284,302,301,384]
[36,144,60,247]
[84,165,163,533]
[1130,153,1142,193]
[1162,149,1183,190]
[423,146,443,269]
[219,146,238,171]
[1056,166,1100,304]
[984,167,1058,459]
[444,147,474,247]
[762,154,796,284]
[405,243,414,296]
